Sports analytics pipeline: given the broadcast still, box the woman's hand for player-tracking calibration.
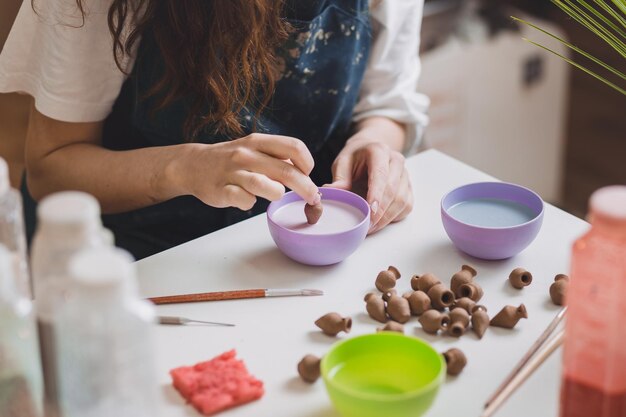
[174,133,320,211]
[328,117,413,234]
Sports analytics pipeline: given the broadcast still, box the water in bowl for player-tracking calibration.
[448,198,536,227]
[272,200,364,234]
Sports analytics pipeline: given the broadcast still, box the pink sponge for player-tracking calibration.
[170,350,264,416]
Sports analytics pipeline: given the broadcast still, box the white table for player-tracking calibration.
[137,150,589,417]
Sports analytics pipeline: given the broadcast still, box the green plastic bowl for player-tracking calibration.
[321,333,445,417]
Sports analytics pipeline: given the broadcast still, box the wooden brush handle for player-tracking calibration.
[148,289,265,305]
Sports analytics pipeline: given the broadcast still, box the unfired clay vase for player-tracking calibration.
[427,283,455,310]
[364,293,387,323]
[297,354,321,383]
[375,266,401,293]
[508,267,533,289]
[448,307,470,337]
[418,309,450,334]
[386,293,411,324]
[443,348,467,376]
[490,304,528,329]
[315,312,352,336]
[453,297,476,314]
[411,273,441,293]
[550,274,570,306]
[471,305,489,339]
[450,264,477,294]
[377,321,404,334]
[403,290,431,315]
[458,282,484,302]
[304,202,323,225]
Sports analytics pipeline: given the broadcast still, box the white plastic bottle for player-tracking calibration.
[30,191,111,417]
[0,244,43,417]
[0,157,30,298]
[56,247,157,417]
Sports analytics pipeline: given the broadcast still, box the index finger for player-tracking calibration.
[247,134,315,176]
[366,145,390,215]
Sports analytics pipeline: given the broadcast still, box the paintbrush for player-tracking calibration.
[148,288,323,305]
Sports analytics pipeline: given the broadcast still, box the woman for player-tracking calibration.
[0,0,428,259]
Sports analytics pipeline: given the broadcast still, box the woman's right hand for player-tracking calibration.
[175,133,320,210]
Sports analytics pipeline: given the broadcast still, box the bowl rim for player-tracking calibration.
[440,181,545,231]
[320,333,446,402]
[267,187,371,237]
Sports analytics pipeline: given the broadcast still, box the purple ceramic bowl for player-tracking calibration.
[441,182,544,260]
[267,188,370,266]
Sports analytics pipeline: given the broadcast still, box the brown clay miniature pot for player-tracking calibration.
[549,274,570,306]
[450,264,477,294]
[447,307,470,337]
[377,321,404,334]
[297,354,321,383]
[490,304,528,329]
[386,293,411,324]
[365,293,387,323]
[427,283,455,310]
[442,348,467,376]
[403,290,431,315]
[315,312,352,336]
[418,310,450,335]
[382,289,397,302]
[375,268,398,293]
[458,282,484,302]
[471,305,489,339]
[304,202,323,225]
[453,297,476,314]
[411,273,441,293]
[508,267,533,289]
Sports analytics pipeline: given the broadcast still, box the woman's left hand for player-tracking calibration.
[327,117,413,234]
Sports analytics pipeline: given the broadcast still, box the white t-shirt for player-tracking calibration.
[0,0,429,153]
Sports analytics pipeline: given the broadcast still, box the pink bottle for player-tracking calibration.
[560,186,626,417]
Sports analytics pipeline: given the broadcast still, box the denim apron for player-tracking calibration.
[101,0,372,259]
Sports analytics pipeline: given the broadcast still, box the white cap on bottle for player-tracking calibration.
[590,185,626,222]
[0,157,9,196]
[37,191,102,236]
[69,246,137,297]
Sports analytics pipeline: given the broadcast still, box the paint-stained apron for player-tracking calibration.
[102,0,372,259]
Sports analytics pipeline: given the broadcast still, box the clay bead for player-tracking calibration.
[403,290,431,315]
[297,354,321,383]
[471,305,489,339]
[427,283,455,310]
[490,304,528,329]
[365,293,387,323]
[509,268,533,289]
[411,273,441,293]
[450,264,477,294]
[443,348,467,376]
[386,293,411,324]
[549,274,570,306]
[304,202,323,225]
[382,289,397,302]
[315,312,352,336]
[418,310,450,335]
[453,297,476,314]
[458,282,484,302]
[447,308,470,337]
[377,321,404,334]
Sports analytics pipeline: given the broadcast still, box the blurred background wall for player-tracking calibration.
[0,0,624,217]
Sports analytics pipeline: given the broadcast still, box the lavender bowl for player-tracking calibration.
[267,188,370,266]
[441,182,544,260]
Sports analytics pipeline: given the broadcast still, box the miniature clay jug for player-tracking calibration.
[386,293,411,324]
[509,268,533,289]
[403,290,431,315]
[418,310,449,334]
[471,305,490,339]
[411,273,441,293]
[377,321,404,333]
[490,304,528,329]
[375,266,401,292]
[550,274,570,306]
[458,282,484,302]
[297,354,321,383]
[315,312,352,336]
[453,297,476,314]
[304,202,323,225]
[364,293,387,323]
[450,264,477,294]
[448,307,470,337]
[443,348,467,376]
[427,283,455,310]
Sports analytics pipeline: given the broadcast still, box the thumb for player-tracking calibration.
[326,155,353,190]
